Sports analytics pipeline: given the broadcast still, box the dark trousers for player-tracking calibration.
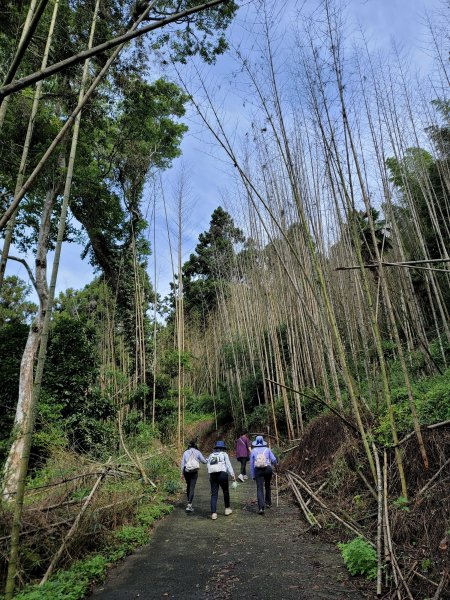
[237,457,248,476]
[183,469,198,504]
[255,466,273,509]
[210,471,230,513]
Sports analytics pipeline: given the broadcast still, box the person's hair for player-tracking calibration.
[188,440,198,449]
[240,431,248,436]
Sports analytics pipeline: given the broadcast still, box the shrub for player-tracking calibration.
[338,537,377,580]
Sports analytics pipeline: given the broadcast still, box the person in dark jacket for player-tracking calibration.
[250,435,277,514]
[180,440,207,512]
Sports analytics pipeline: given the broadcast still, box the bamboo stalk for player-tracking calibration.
[287,473,321,527]
[287,471,371,543]
[372,444,383,597]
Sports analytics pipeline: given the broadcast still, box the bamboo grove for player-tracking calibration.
[167,1,450,501]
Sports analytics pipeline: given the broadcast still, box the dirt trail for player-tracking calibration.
[89,467,364,599]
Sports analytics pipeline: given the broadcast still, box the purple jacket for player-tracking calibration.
[235,435,251,459]
[250,446,277,479]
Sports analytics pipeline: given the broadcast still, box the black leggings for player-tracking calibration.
[237,457,248,476]
[183,469,198,504]
[210,471,230,513]
[255,466,273,509]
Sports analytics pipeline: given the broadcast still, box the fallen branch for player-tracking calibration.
[432,569,449,600]
[335,258,450,271]
[40,465,110,585]
[28,495,89,512]
[0,517,75,542]
[280,444,300,455]
[428,419,450,430]
[356,467,378,502]
[287,471,371,543]
[93,493,145,513]
[304,479,329,507]
[394,420,450,447]
[416,457,450,498]
[412,570,439,588]
[24,471,111,494]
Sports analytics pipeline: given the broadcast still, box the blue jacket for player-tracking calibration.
[250,447,277,479]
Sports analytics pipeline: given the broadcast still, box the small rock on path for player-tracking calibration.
[89,468,364,599]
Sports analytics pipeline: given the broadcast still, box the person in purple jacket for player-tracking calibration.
[180,440,207,512]
[235,431,251,482]
[250,435,277,515]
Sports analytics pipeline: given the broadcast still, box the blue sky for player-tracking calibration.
[4,0,444,302]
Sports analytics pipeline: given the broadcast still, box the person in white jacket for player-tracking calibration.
[207,440,236,520]
[180,440,207,512]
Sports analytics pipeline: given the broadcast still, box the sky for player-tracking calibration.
[4,0,445,303]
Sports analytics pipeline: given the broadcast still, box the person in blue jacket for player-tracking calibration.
[180,440,207,512]
[250,436,277,515]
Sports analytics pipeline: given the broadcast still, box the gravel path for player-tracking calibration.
[89,467,364,599]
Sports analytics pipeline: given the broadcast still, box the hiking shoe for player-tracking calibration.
[224,508,233,516]
[243,475,248,480]
[186,504,194,512]
[265,503,272,508]
[211,513,218,520]
[238,474,245,482]
[258,508,265,515]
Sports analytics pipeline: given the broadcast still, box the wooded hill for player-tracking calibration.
[0,0,449,598]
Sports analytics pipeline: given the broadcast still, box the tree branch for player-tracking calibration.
[7,255,37,292]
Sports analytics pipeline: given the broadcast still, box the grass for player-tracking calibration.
[5,501,173,600]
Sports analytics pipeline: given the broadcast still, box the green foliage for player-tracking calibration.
[175,207,245,327]
[246,404,270,431]
[376,368,450,443]
[184,391,215,415]
[162,350,192,378]
[346,207,392,265]
[393,496,410,512]
[137,502,173,527]
[114,525,151,548]
[41,314,115,455]
[12,555,108,600]
[0,276,37,325]
[338,537,377,580]
[421,558,432,573]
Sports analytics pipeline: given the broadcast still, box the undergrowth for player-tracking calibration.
[7,502,173,600]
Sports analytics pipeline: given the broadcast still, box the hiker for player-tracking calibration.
[207,440,236,520]
[235,430,251,482]
[250,435,277,515]
[181,440,207,513]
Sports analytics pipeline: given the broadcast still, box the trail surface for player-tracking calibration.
[90,468,364,599]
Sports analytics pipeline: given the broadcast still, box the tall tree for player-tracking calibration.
[180,206,245,325]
